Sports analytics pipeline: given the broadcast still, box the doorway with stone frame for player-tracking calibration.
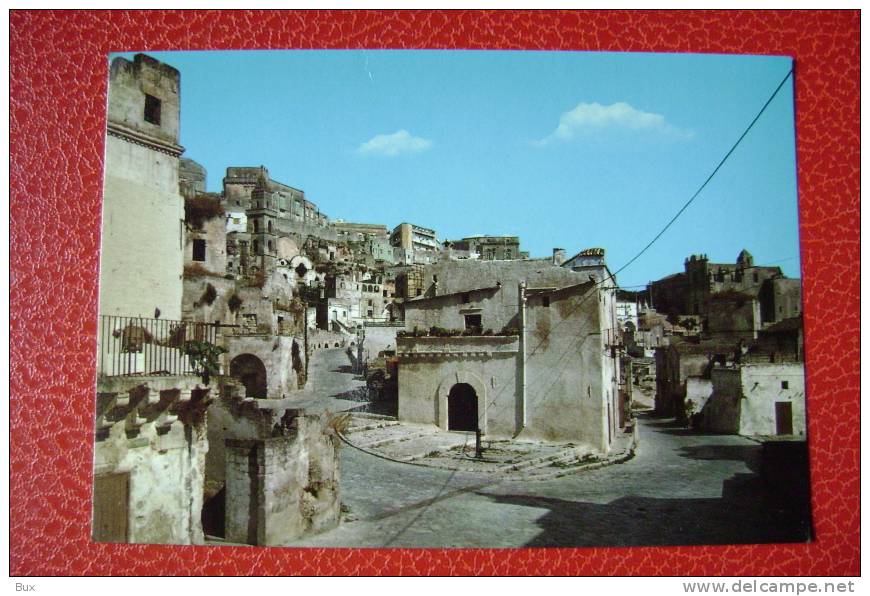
[447,383,479,431]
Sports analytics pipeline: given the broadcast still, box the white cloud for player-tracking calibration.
[536,101,691,145]
[357,129,432,156]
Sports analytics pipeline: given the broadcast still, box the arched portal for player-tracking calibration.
[229,354,267,398]
[448,383,478,431]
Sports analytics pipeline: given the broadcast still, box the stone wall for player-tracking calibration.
[737,363,806,436]
[524,284,615,450]
[93,376,210,545]
[225,335,306,398]
[707,297,761,341]
[185,211,227,275]
[308,329,350,350]
[397,337,519,437]
[363,322,404,358]
[220,400,340,546]
[182,276,237,326]
[701,363,806,437]
[100,55,184,321]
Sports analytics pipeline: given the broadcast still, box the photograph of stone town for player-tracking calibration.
[93,50,810,548]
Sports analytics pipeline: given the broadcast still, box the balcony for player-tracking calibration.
[97,315,219,378]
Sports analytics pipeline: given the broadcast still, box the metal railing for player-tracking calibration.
[98,315,219,377]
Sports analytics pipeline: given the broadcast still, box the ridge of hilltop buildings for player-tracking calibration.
[93,54,808,549]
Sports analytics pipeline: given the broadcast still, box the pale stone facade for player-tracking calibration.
[701,363,806,437]
[397,259,622,452]
[93,376,211,545]
[100,54,185,320]
[206,385,341,546]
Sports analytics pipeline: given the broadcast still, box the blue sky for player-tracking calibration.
[113,50,800,288]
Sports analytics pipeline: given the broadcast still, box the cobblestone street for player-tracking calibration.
[289,348,810,548]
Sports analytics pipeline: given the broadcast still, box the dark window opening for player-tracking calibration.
[252,240,259,254]
[144,94,161,125]
[464,314,482,334]
[781,380,789,389]
[542,296,550,307]
[192,239,206,262]
[462,293,471,304]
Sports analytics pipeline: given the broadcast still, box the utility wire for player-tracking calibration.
[612,65,795,278]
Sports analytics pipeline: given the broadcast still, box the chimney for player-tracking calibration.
[553,248,566,266]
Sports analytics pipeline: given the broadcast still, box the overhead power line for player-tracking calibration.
[613,64,795,279]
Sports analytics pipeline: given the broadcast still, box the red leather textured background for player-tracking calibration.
[9,10,860,576]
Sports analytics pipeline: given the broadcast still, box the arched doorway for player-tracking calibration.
[448,383,478,431]
[230,354,267,398]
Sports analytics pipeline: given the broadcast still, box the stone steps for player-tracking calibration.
[346,420,400,434]
[355,430,434,450]
[494,446,588,474]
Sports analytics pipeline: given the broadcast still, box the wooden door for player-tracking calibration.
[775,402,793,436]
[92,473,129,542]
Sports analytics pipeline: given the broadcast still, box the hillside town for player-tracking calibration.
[92,54,810,547]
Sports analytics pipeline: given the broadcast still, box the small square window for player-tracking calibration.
[464,314,482,334]
[462,293,471,304]
[144,94,161,125]
[192,239,206,262]
[781,381,789,389]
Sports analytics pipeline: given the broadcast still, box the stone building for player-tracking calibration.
[96,54,338,547]
[202,384,341,546]
[654,338,740,418]
[390,222,440,264]
[223,165,330,230]
[649,250,799,322]
[705,291,762,340]
[446,235,524,261]
[100,53,185,321]
[332,221,395,266]
[699,362,806,437]
[397,258,622,451]
[95,54,213,545]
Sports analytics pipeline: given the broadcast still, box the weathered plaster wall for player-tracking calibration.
[225,335,306,398]
[100,137,184,320]
[707,298,761,340]
[100,55,184,321]
[703,368,746,434]
[524,285,612,450]
[363,322,403,358]
[737,363,806,437]
[107,55,180,144]
[686,377,714,416]
[182,276,236,325]
[185,214,227,275]
[398,341,518,437]
[405,286,513,333]
[223,411,340,546]
[94,377,209,546]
